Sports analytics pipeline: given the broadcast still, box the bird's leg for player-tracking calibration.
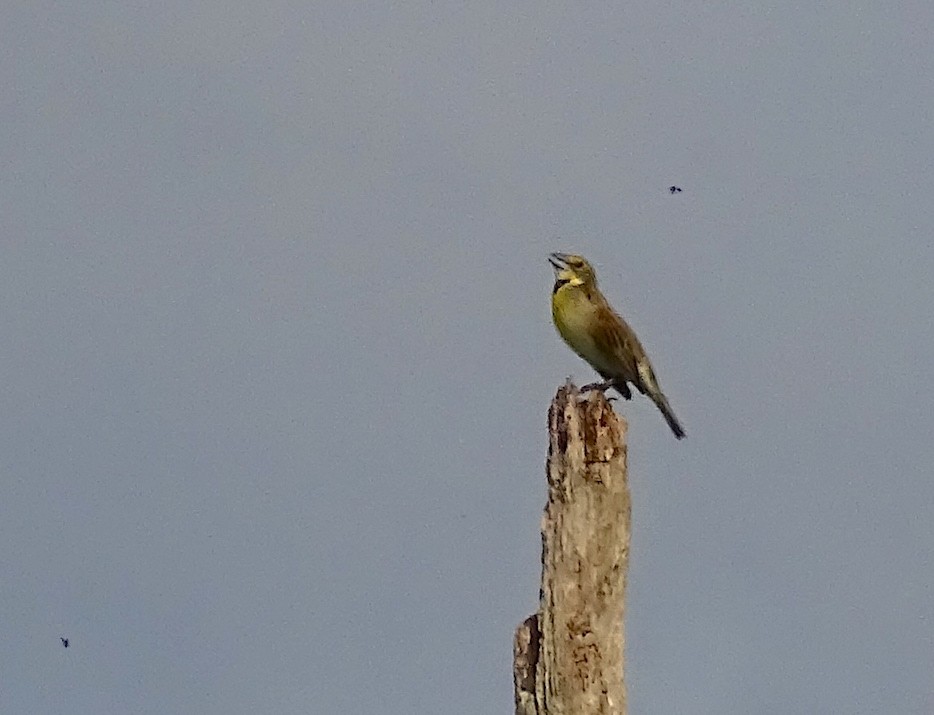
[578,380,620,403]
[580,378,632,400]
[579,379,613,393]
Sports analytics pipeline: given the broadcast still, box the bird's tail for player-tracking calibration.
[652,392,686,439]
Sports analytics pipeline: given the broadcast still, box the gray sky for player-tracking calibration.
[2,3,933,713]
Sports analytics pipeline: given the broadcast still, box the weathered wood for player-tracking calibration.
[514,382,630,715]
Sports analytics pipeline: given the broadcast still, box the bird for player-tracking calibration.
[549,252,686,439]
[668,185,682,194]
[60,637,69,648]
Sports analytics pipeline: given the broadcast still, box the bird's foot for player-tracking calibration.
[579,380,614,393]
[580,379,632,400]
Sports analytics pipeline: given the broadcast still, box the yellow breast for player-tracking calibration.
[551,286,617,376]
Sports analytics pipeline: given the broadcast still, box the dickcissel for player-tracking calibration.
[549,252,686,439]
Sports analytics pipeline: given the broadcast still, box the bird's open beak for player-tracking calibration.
[548,252,569,271]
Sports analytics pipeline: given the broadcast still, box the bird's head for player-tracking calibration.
[548,252,597,290]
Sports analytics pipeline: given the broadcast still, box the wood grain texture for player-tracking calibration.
[514,382,630,715]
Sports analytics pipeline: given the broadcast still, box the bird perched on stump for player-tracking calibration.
[549,252,686,439]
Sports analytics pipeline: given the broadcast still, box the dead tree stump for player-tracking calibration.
[514,382,631,715]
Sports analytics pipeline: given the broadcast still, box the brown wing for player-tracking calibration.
[591,303,646,387]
